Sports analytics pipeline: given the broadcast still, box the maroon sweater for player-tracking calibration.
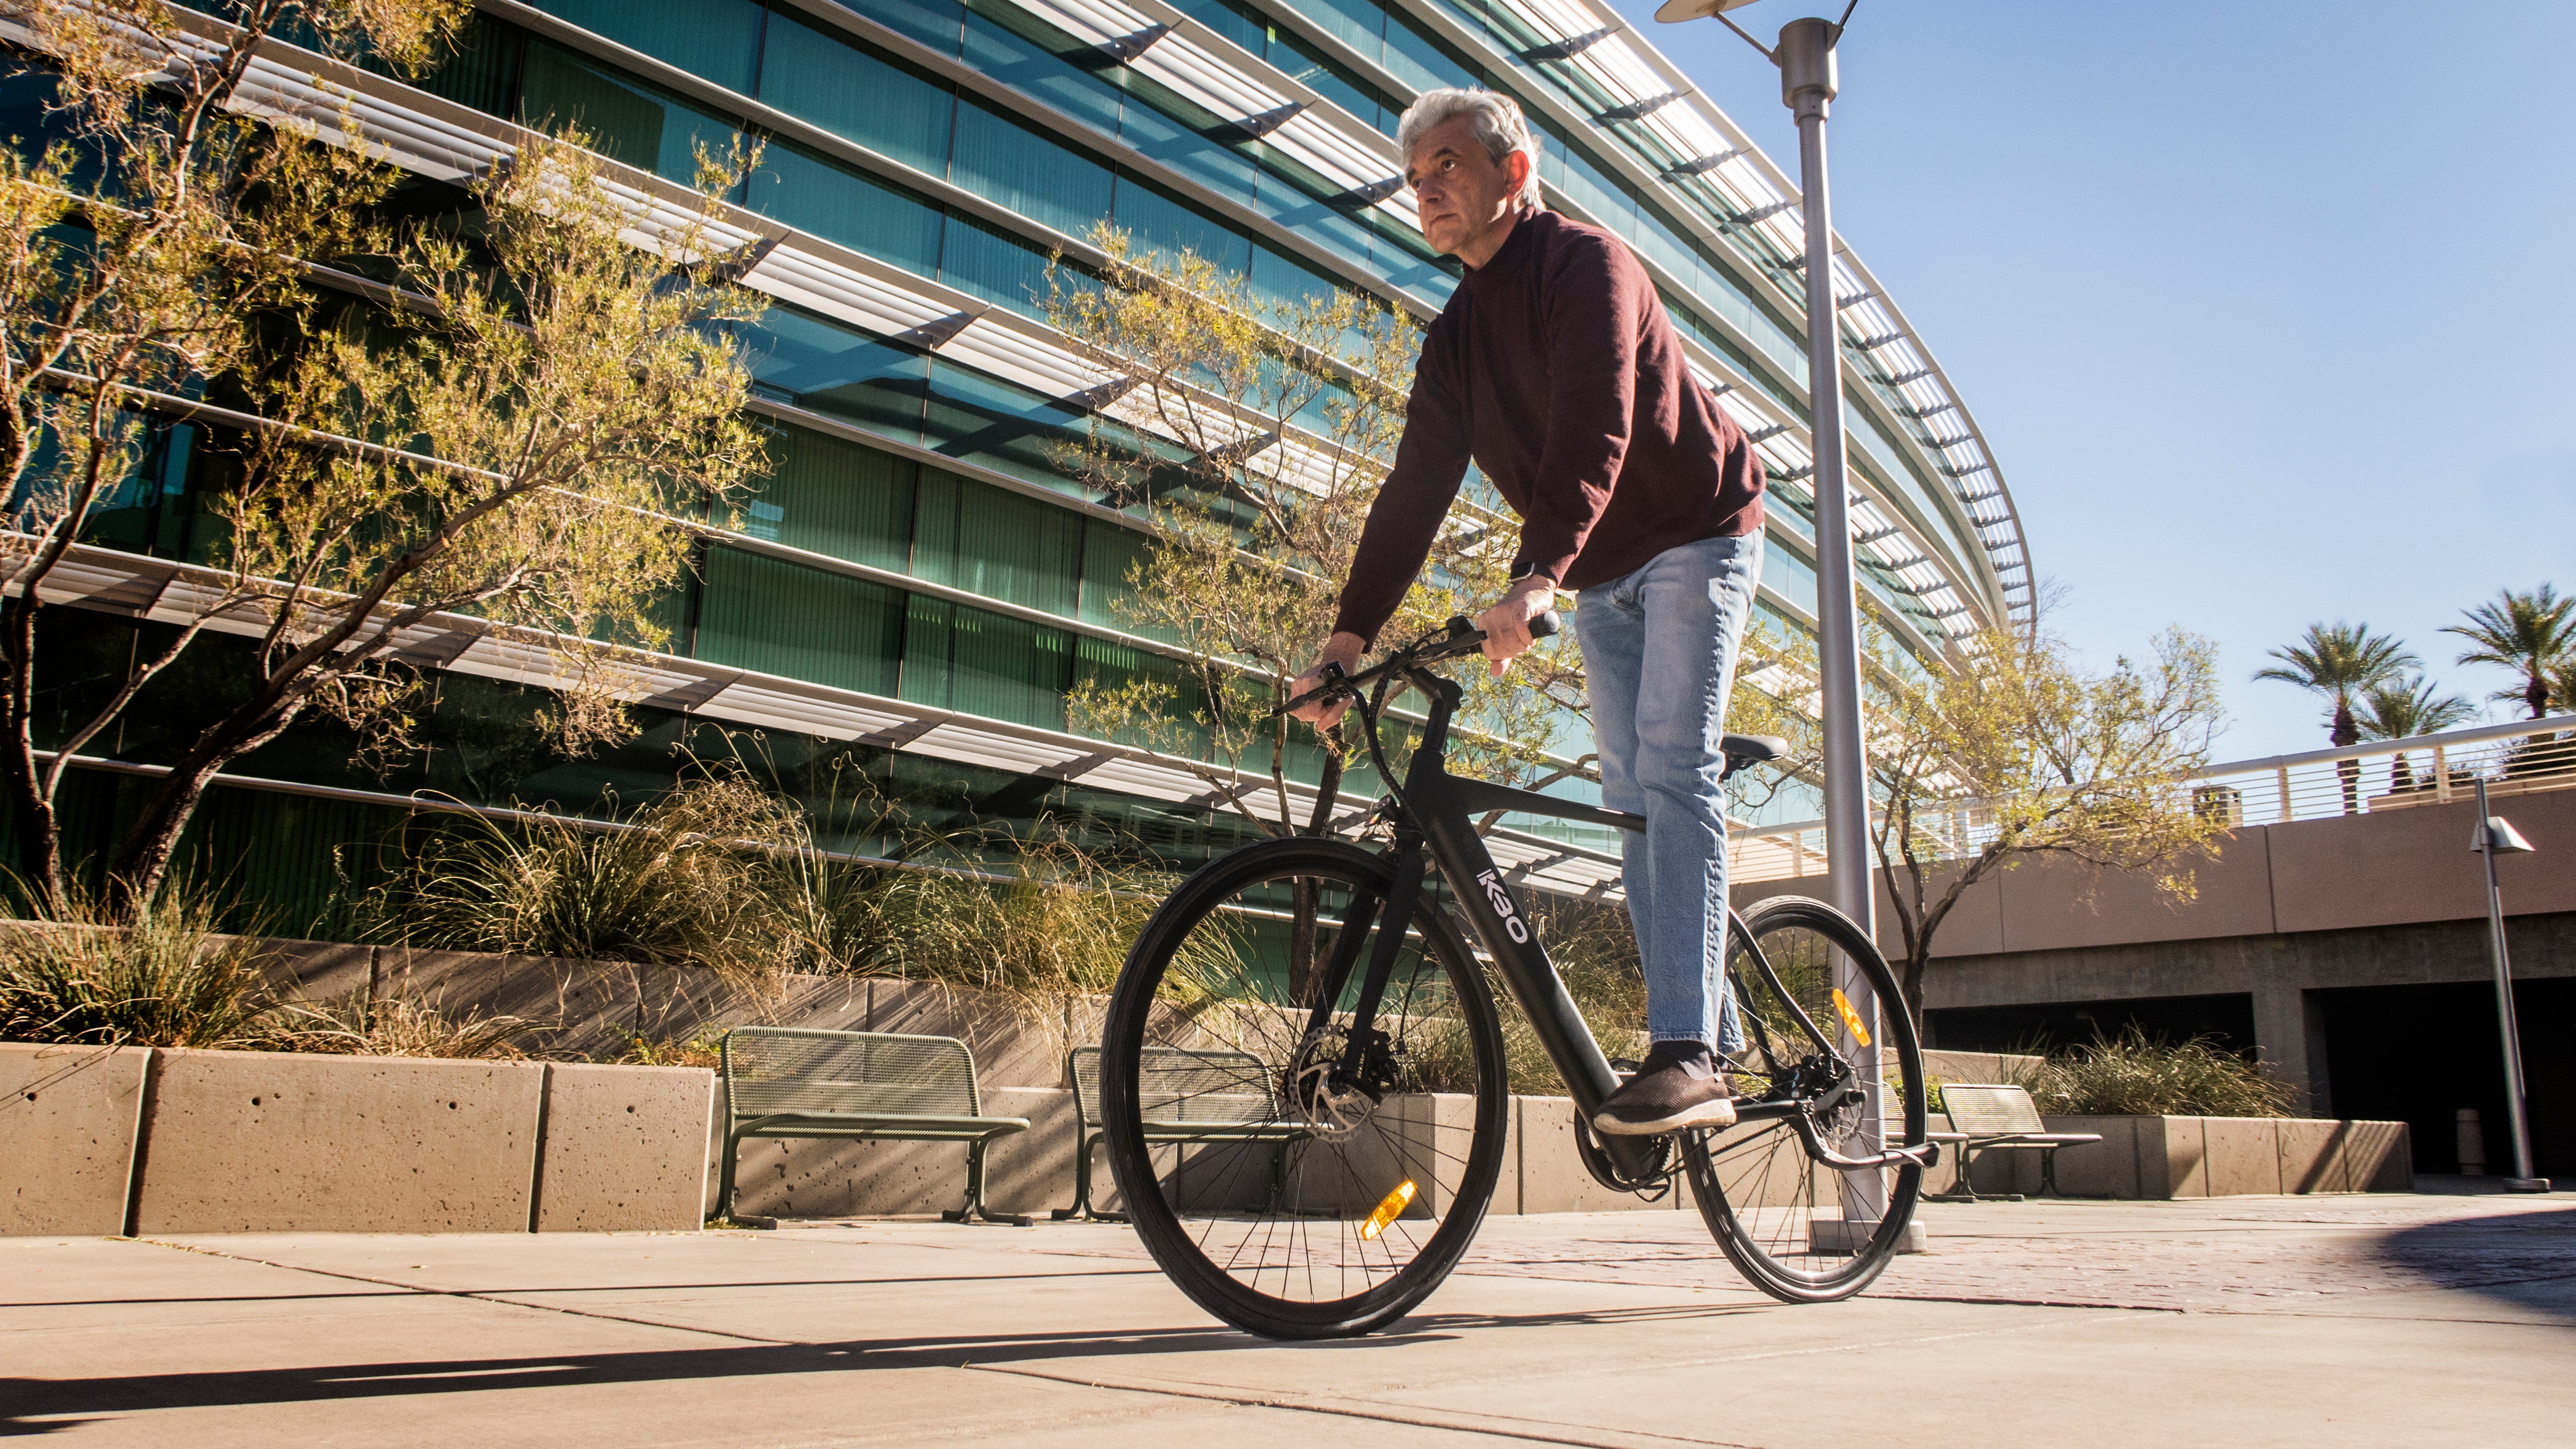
[1331,209,1764,645]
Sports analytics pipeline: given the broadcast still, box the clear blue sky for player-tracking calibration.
[1606,0,2576,759]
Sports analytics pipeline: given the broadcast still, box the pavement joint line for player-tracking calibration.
[134,1239,798,1348]
[975,1360,1765,1449]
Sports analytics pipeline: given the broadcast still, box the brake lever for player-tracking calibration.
[1270,660,1351,721]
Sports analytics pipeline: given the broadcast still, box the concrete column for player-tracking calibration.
[2251,985,2325,1116]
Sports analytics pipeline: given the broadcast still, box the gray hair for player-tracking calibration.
[1397,88,1541,211]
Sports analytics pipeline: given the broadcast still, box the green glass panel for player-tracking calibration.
[960,3,1125,139]
[744,305,929,440]
[1112,172,1251,275]
[948,97,1113,240]
[840,0,968,58]
[899,595,1071,729]
[749,427,917,572]
[756,11,955,173]
[750,143,944,276]
[388,12,526,117]
[911,470,1079,615]
[938,210,1055,316]
[529,0,764,95]
[517,41,740,186]
[695,546,902,695]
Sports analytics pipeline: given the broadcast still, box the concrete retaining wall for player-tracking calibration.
[1926,1112,2412,1200]
[3,1042,150,1235]
[2,1042,713,1235]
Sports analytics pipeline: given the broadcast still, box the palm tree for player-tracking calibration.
[2355,675,2474,793]
[2443,584,2576,720]
[2255,623,2418,814]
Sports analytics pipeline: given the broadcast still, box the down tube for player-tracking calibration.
[1410,772,1663,1181]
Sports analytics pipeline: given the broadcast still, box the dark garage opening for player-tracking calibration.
[2316,978,2574,1178]
[1926,992,2257,1057]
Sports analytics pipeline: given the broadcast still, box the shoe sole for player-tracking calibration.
[1593,1098,1737,1135]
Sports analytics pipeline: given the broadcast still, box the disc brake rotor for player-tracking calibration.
[1286,1027,1377,1142]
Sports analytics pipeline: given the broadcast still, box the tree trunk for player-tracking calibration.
[107,698,304,914]
[1902,944,1929,1042]
[2331,701,2361,815]
[2528,673,2552,721]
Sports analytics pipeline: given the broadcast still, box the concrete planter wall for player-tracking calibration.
[2,1041,713,1235]
[1926,1111,2412,1200]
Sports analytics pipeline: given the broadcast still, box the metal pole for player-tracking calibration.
[1777,15,1884,1221]
[2473,778,2545,1190]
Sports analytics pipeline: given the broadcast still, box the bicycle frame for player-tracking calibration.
[1356,664,1666,1181]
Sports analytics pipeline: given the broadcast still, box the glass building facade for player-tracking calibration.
[8,0,2031,925]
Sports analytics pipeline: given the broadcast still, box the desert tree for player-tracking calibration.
[0,1,767,912]
[1853,619,2227,1034]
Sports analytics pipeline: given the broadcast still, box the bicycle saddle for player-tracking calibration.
[1721,734,1785,769]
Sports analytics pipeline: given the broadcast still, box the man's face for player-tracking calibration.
[1406,115,1526,261]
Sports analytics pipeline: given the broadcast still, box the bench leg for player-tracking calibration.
[714,1129,743,1223]
[1051,1133,1125,1222]
[1923,1143,1983,1203]
[943,1140,1032,1227]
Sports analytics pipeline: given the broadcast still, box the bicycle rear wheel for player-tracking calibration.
[1682,894,1928,1302]
[1100,836,1509,1339]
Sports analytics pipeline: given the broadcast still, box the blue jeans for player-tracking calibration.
[1576,533,1762,1051]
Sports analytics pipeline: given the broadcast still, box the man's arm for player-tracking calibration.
[1291,337,1468,724]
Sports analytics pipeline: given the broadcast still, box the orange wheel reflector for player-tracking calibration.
[1831,988,1873,1048]
[1360,1180,1417,1240]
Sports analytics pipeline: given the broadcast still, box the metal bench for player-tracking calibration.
[717,1027,1031,1226]
[1925,1083,2104,1202]
[1052,1044,1308,1221]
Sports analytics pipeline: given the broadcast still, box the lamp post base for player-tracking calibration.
[2500,1177,2552,1193]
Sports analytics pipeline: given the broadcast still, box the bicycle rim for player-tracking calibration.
[1100,837,1508,1339]
[1683,894,1928,1302]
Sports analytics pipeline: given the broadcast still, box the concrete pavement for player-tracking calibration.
[6,1189,2571,1447]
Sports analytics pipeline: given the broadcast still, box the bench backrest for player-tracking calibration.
[722,1027,982,1125]
[1940,1083,2047,1136]
[1067,1045,1283,1130]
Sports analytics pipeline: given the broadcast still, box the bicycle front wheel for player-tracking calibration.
[1683,894,1928,1303]
[1099,836,1509,1339]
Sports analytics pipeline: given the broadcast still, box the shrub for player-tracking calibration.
[0,885,292,1048]
[383,774,811,988]
[279,992,553,1060]
[2011,1028,2295,1118]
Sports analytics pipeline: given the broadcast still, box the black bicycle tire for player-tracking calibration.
[1683,893,1928,1303]
[1100,836,1510,1339]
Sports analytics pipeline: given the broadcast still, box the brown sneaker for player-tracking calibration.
[1593,1040,1736,1135]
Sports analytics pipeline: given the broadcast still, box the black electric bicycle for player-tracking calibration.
[1098,613,1937,1339]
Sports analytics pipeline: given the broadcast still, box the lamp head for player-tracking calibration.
[1653,0,1762,22]
[2473,816,2536,855]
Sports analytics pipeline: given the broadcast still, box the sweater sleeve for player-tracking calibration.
[1512,234,1639,586]
[1330,331,1470,646]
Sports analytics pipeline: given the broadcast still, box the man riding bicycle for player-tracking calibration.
[1289,88,1766,1139]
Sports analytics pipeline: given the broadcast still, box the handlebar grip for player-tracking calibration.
[1531,609,1562,640]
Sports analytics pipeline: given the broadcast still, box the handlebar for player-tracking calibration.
[1274,609,1561,720]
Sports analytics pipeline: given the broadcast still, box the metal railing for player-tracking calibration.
[1726,714,2576,887]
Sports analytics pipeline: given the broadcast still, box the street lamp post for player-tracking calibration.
[1655,0,1883,1223]
[2469,778,2549,1192]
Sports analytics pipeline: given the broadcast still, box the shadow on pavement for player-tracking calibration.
[2373,1204,2576,1324]
[1,1298,1756,1429]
